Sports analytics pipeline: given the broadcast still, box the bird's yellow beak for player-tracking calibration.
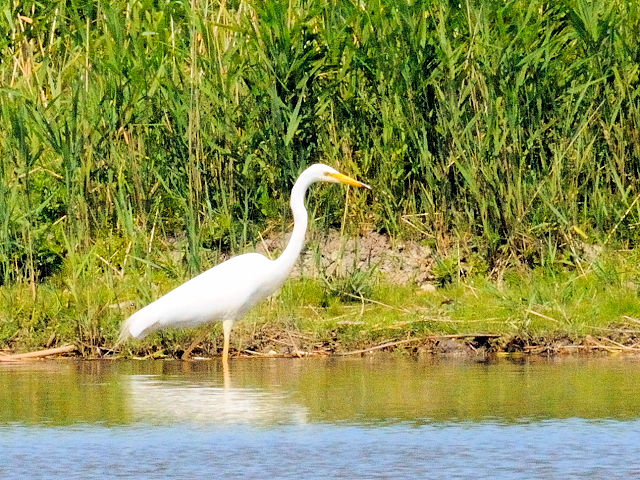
[327,172,371,190]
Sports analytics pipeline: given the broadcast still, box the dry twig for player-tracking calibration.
[0,344,77,362]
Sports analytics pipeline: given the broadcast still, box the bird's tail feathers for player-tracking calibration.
[117,316,133,344]
[114,314,136,351]
[116,309,158,350]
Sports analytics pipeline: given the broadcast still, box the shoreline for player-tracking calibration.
[2,331,639,361]
[2,233,640,361]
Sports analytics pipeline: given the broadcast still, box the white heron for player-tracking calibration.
[118,163,370,363]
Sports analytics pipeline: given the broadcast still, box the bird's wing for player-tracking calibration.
[122,253,275,339]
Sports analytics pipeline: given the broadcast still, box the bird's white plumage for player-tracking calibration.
[121,253,279,339]
[117,163,370,357]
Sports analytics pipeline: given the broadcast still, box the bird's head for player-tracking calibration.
[311,163,371,190]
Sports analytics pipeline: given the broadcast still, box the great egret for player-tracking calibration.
[118,163,370,363]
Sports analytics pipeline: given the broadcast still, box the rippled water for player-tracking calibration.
[2,356,640,478]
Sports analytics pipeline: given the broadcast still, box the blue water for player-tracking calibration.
[3,420,640,479]
[1,357,640,479]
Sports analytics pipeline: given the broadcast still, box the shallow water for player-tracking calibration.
[1,356,640,478]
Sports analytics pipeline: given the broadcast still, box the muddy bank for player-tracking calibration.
[4,330,639,362]
[193,330,640,359]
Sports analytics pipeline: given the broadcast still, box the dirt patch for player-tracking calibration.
[257,229,435,286]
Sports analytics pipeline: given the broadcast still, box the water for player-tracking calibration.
[1,356,640,479]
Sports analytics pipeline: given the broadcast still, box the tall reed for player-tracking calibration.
[0,0,639,285]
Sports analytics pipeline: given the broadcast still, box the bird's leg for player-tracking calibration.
[182,328,209,360]
[222,319,234,365]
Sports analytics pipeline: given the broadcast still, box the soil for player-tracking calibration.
[257,229,435,286]
[3,329,639,362]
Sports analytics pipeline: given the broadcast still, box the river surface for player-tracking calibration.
[1,355,640,479]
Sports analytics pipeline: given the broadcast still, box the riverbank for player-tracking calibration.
[2,0,640,359]
[2,232,640,359]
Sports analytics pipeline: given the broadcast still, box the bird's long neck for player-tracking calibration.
[274,175,312,275]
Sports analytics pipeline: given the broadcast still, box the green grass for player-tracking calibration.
[1,0,640,281]
[2,247,640,356]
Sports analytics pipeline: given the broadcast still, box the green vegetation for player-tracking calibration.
[1,0,640,355]
[2,248,640,356]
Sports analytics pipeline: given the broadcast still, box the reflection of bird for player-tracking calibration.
[118,164,370,363]
[126,367,309,426]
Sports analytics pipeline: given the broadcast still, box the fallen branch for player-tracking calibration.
[525,309,559,324]
[0,344,77,362]
[344,293,413,313]
[623,315,640,324]
[374,317,504,331]
[243,349,269,357]
[286,330,303,358]
[599,337,640,352]
[588,325,640,334]
[338,334,501,356]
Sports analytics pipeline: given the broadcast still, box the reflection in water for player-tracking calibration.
[1,355,640,426]
[290,355,640,422]
[127,373,308,426]
[2,356,640,479]
[0,360,127,425]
